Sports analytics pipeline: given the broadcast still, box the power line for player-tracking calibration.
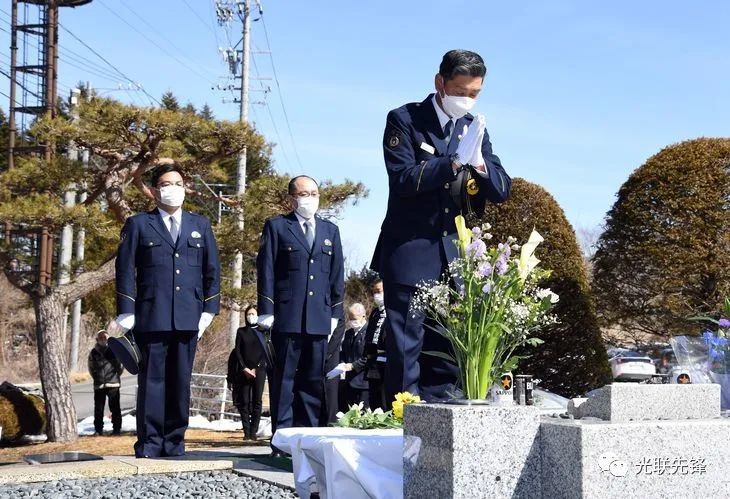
[58,23,160,106]
[258,15,304,171]
[97,0,216,86]
[0,15,122,88]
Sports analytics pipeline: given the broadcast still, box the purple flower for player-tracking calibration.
[496,257,508,276]
[482,283,492,294]
[703,331,715,345]
[477,261,493,278]
[471,227,482,236]
[719,318,730,328]
[498,242,512,259]
[466,239,487,259]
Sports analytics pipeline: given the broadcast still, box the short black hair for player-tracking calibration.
[439,50,486,82]
[244,305,257,316]
[288,175,319,195]
[150,164,185,187]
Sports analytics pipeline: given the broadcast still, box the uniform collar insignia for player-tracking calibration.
[191,230,202,238]
[324,239,332,246]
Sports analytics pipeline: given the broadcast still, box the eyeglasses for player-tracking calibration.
[292,191,319,198]
[157,181,185,188]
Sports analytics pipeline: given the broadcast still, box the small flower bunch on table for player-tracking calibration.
[335,392,421,429]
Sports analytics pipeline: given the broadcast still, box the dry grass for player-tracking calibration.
[68,372,92,385]
[0,429,261,464]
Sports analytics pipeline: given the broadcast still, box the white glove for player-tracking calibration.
[115,314,135,332]
[258,314,274,329]
[197,312,215,340]
[326,362,351,379]
[467,115,486,170]
[455,115,485,166]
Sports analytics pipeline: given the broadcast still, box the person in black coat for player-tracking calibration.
[230,306,269,440]
[340,303,369,408]
[341,280,389,410]
[88,330,124,435]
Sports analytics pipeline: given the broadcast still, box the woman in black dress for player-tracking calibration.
[231,305,268,440]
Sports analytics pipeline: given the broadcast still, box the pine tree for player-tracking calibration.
[160,91,180,111]
[199,103,214,120]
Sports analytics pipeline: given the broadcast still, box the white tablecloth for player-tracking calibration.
[272,427,403,499]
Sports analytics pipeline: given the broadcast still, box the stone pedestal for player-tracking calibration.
[541,418,730,498]
[568,384,721,422]
[403,404,541,499]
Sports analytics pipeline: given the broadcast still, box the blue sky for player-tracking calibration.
[2,1,729,270]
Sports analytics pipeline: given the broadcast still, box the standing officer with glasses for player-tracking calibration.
[115,164,221,458]
[256,175,344,455]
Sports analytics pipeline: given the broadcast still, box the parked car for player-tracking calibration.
[609,351,657,381]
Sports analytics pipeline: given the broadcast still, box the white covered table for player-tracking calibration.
[272,427,403,499]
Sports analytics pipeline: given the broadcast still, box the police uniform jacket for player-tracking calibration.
[371,94,512,287]
[256,212,344,334]
[115,209,221,333]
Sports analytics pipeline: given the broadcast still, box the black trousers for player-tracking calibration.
[367,371,387,411]
[271,332,327,432]
[383,281,458,402]
[345,385,370,409]
[320,376,341,426]
[236,367,266,437]
[94,387,121,433]
[134,330,198,458]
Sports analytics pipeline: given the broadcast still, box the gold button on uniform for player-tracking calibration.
[149,242,154,246]
[308,291,314,296]
[175,253,179,258]
[176,269,180,274]
[175,286,180,291]
[444,207,449,213]
[443,231,448,237]
[310,275,314,280]
[444,183,450,189]
[310,259,314,264]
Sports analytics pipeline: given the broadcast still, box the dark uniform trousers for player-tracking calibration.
[271,332,327,430]
[134,331,198,458]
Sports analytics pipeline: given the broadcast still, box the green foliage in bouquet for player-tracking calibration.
[413,216,558,400]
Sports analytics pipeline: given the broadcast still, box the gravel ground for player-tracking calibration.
[0,470,297,499]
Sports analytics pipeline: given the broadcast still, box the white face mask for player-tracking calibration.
[158,185,185,207]
[295,197,319,219]
[373,293,385,308]
[439,90,476,120]
[347,319,364,331]
[246,315,258,326]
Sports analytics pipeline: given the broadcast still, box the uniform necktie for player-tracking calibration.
[444,119,454,144]
[169,216,179,243]
[304,219,314,250]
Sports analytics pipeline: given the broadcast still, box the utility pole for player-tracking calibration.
[70,149,88,371]
[63,87,80,370]
[227,0,251,345]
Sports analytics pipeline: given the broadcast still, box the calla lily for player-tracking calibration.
[455,215,472,256]
[518,230,544,281]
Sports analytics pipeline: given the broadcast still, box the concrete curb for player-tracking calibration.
[0,446,296,491]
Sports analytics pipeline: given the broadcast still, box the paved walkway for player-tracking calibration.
[0,445,295,491]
